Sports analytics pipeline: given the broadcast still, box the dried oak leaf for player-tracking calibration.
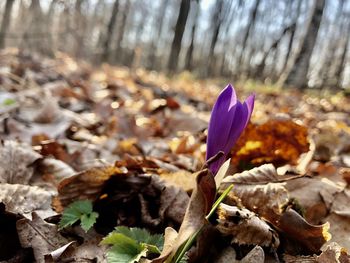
[283,242,350,263]
[316,242,350,263]
[324,189,350,250]
[240,246,265,263]
[285,177,343,224]
[54,164,189,230]
[231,119,309,168]
[220,164,289,222]
[0,140,42,184]
[276,208,331,254]
[220,165,331,254]
[0,184,52,215]
[46,228,107,263]
[53,165,119,211]
[16,212,71,263]
[152,169,216,263]
[217,203,280,248]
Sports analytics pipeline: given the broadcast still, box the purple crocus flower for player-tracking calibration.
[206,84,255,174]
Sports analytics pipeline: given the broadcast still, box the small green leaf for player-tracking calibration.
[102,227,164,263]
[107,244,147,263]
[114,227,164,251]
[59,200,98,232]
[2,98,16,106]
[80,212,99,232]
[102,232,140,247]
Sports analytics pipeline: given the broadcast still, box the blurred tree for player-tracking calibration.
[207,0,225,75]
[74,0,86,57]
[236,0,261,75]
[101,0,120,62]
[0,0,15,49]
[334,16,350,89]
[280,0,302,77]
[147,0,170,70]
[319,0,344,87]
[185,0,200,71]
[167,0,191,72]
[115,0,130,63]
[284,0,325,89]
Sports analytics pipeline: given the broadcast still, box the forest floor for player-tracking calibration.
[0,49,350,263]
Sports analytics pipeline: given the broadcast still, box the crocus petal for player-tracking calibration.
[206,85,255,175]
[206,84,237,161]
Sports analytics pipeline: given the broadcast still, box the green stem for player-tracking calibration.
[206,184,233,220]
[173,184,234,263]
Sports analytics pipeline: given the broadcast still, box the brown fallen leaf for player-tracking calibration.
[16,212,71,263]
[0,140,42,184]
[231,119,309,168]
[284,242,350,263]
[53,165,120,211]
[217,203,280,248]
[46,227,108,263]
[285,176,343,224]
[240,246,265,263]
[276,208,331,254]
[55,164,189,230]
[214,247,237,263]
[152,169,216,262]
[159,169,197,192]
[33,92,62,123]
[221,167,289,223]
[324,213,350,250]
[0,184,52,215]
[317,242,350,263]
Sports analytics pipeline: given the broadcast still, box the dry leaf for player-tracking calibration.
[284,242,350,263]
[222,163,280,184]
[215,247,236,263]
[0,140,41,184]
[33,92,62,123]
[16,212,71,263]
[286,177,343,223]
[54,165,119,210]
[152,169,216,262]
[276,208,331,254]
[160,169,197,192]
[231,119,309,167]
[0,184,52,215]
[220,165,290,222]
[317,242,350,263]
[240,246,265,263]
[324,214,350,251]
[217,204,280,248]
[46,228,108,263]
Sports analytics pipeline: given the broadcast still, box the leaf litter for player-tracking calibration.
[0,50,350,262]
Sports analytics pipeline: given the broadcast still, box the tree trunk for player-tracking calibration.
[319,0,345,87]
[115,0,130,63]
[74,0,86,58]
[207,0,225,76]
[280,0,302,76]
[21,0,52,55]
[46,0,58,50]
[147,0,170,69]
[255,24,293,80]
[236,0,261,74]
[185,0,200,71]
[101,0,119,62]
[284,0,325,89]
[334,19,350,89]
[167,0,191,73]
[0,0,15,49]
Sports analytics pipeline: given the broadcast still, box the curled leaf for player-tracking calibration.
[217,203,280,248]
